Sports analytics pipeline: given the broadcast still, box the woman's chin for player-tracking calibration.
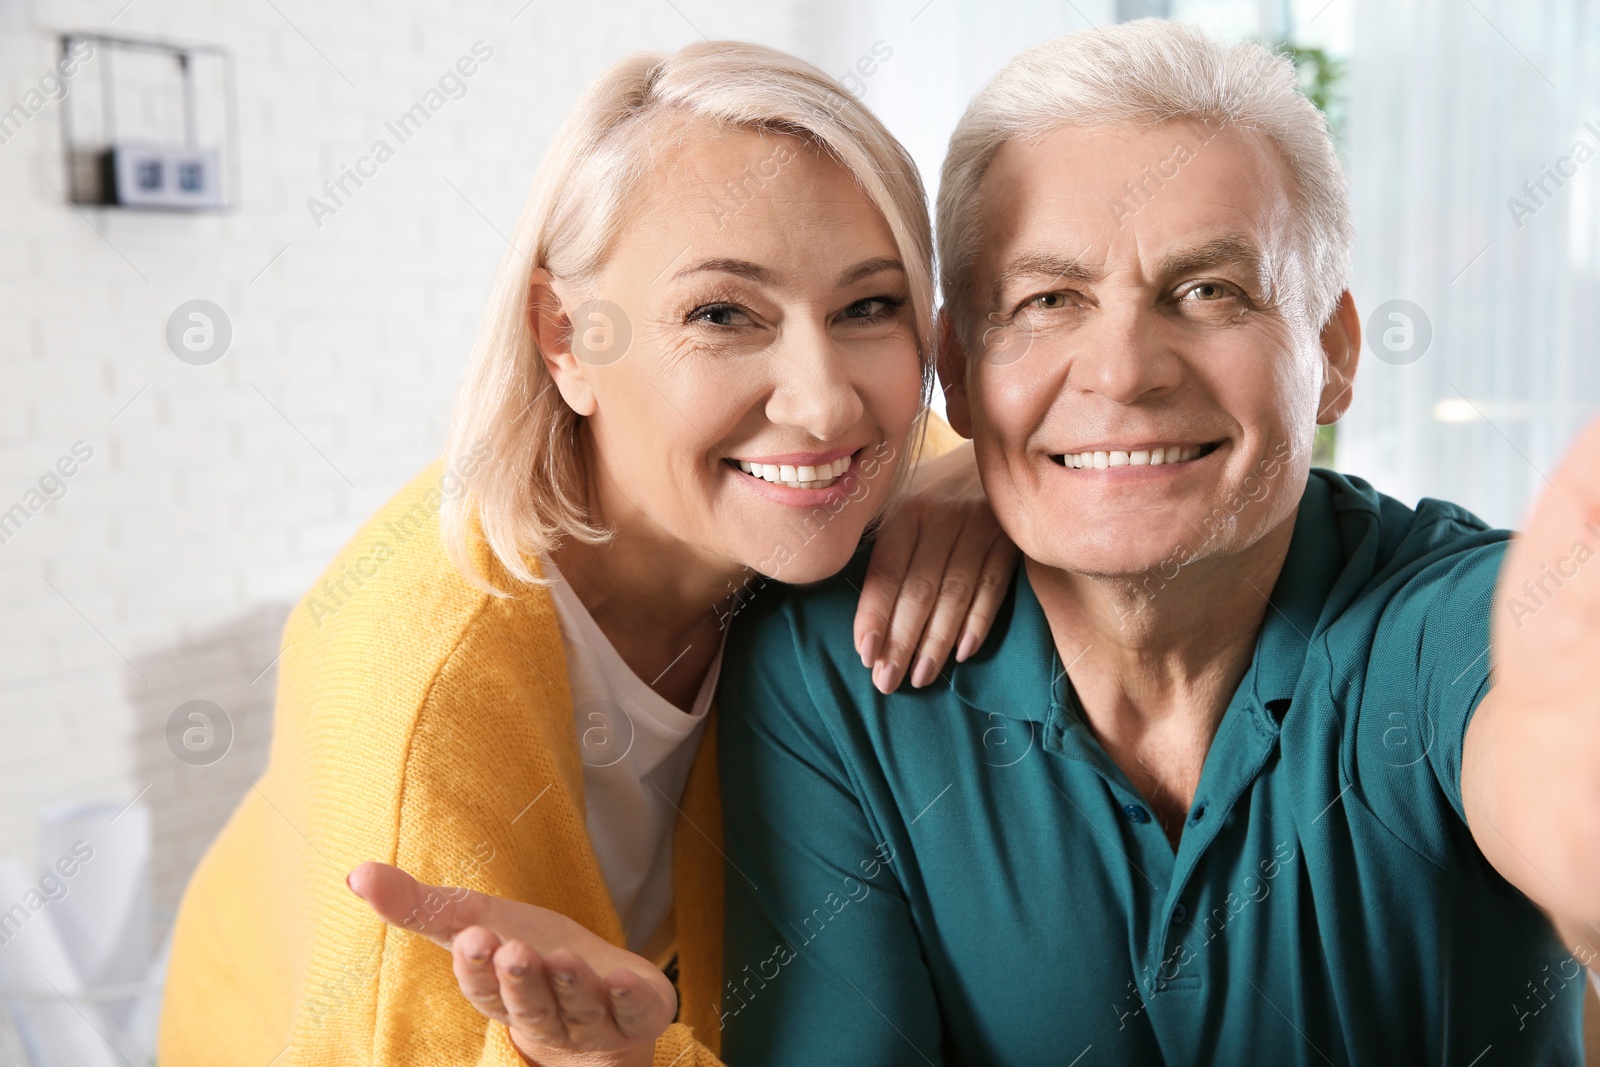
[740,538,861,587]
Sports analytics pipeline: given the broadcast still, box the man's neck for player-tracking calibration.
[1026,513,1298,846]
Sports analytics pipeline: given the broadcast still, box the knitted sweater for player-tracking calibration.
[157,462,727,1065]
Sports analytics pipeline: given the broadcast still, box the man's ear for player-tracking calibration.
[935,308,973,438]
[528,269,597,418]
[1316,290,1360,425]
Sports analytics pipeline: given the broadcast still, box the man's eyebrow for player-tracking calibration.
[992,251,1102,302]
[1156,235,1270,285]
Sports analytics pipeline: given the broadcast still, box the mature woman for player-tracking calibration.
[157,41,1010,1067]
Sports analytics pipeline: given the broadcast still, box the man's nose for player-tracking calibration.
[1068,301,1182,405]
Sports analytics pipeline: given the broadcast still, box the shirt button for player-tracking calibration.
[1122,804,1151,823]
[1171,904,1187,924]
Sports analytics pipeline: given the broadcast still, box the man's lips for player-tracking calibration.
[1049,440,1225,470]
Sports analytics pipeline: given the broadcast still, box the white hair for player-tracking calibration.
[937,19,1352,335]
[443,41,935,593]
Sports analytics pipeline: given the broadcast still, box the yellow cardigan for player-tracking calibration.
[159,416,964,1066]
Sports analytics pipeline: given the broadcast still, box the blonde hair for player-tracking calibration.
[442,41,935,593]
[937,20,1352,337]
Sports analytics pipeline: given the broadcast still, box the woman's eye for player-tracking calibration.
[688,303,753,328]
[839,295,906,323]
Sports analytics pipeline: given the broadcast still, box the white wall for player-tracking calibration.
[1338,0,1600,529]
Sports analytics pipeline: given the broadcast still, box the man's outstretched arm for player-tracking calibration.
[1464,416,1600,962]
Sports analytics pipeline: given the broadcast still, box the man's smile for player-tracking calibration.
[1049,440,1225,469]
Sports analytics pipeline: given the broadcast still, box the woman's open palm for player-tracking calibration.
[348,862,675,1067]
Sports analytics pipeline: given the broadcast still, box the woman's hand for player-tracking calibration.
[347,862,674,1067]
[855,439,1018,694]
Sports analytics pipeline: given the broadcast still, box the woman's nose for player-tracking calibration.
[764,328,866,441]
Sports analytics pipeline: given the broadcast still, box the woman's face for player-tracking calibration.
[544,122,925,584]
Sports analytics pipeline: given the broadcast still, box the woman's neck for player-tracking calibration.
[549,526,744,712]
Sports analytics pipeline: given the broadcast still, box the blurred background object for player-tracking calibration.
[1,0,1596,1062]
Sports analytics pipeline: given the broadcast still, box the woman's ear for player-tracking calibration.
[935,309,973,438]
[1316,290,1360,425]
[529,269,598,418]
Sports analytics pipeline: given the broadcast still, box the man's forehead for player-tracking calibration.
[982,118,1286,188]
[971,120,1298,287]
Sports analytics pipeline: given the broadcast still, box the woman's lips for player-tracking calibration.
[729,451,854,491]
[725,448,868,506]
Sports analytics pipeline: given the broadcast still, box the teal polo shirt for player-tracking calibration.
[718,470,1584,1066]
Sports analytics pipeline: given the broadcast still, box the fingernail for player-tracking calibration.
[345,872,354,892]
[609,985,631,999]
[873,659,898,693]
[507,963,527,978]
[910,655,936,688]
[860,631,881,667]
[956,631,977,663]
[550,970,575,986]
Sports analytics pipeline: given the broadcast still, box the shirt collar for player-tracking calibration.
[947,472,1350,724]
[947,561,1058,725]
[1245,472,1348,712]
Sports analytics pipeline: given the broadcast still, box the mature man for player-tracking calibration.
[718,20,1600,1066]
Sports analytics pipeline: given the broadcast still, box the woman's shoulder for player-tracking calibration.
[274,460,568,730]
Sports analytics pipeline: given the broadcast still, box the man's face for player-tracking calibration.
[948,120,1352,582]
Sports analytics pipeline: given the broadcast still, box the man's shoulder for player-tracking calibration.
[725,544,873,659]
[718,547,883,748]
[1310,467,1510,596]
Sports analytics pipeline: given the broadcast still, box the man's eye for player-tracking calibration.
[688,303,752,327]
[1185,282,1232,301]
[1030,292,1069,309]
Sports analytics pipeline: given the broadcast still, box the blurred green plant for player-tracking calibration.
[1273,43,1345,141]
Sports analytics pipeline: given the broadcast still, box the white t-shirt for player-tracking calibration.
[540,553,722,954]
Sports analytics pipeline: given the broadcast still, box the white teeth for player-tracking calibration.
[734,452,854,489]
[1060,444,1209,469]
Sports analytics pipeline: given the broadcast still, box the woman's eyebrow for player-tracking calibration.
[836,256,905,287]
[673,258,776,284]
[669,256,905,289]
